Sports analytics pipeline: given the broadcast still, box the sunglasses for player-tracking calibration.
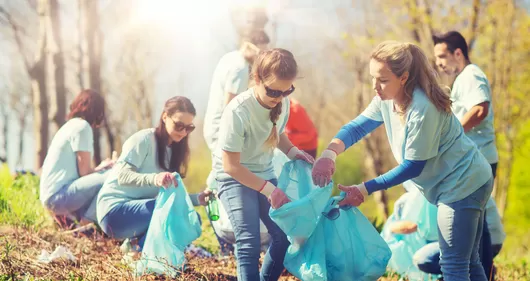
[322,192,352,220]
[169,119,195,133]
[264,84,296,98]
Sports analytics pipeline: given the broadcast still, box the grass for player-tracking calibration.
[1,163,530,280]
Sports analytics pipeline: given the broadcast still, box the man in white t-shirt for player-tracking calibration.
[204,30,270,256]
[432,30,502,280]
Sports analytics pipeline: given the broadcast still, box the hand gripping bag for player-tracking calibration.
[381,188,438,280]
[135,173,202,277]
[270,160,392,281]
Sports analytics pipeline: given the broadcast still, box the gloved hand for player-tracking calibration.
[311,149,337,187]
[260,181,291,209]
[198,189,214,206]
[337,183,368,207]
[286,146,315,165]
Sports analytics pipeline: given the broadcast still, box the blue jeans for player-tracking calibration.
[99,198,156,247]
[99,198,203,249]
[45,170,109,222]
[217,178,289,281]
[434,177,494,281]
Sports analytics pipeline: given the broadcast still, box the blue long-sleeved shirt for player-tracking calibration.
[335,115,426,194]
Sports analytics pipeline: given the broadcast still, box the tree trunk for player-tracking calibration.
[17,113,26,168]
[1,107,8,163]
[49,0,66,132]
[30,0,49,172]
[467,0,481,52]
[84,0,116,163]
[496,1,516,217]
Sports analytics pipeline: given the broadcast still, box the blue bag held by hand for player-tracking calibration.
[270,160,392,281]
[135,173,202,277]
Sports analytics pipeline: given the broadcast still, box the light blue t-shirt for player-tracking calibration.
[451,64,498,164]
[213,88,290,181]
[361,88,492,204]
[40,118,94,204]
[204,51,250,151]
[97,128,170,221]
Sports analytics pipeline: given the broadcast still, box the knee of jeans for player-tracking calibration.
[413,250,440,274]
[44,196,69,215]
[234,235,262,258]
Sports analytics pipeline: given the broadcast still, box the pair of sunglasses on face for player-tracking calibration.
[264,84,296,98]
[169,119,195,133]
[322,192,353,220]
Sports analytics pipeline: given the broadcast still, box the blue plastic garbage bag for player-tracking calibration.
[270,160,392,281]
[381,187,438,280]
[135,173,202,276]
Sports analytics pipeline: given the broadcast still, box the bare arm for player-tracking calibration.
[460,102,489,132]
[76,151,95,177]
[278,133,296,155]
[222,150,267,191]
[224,92,237,106]
[326,139,347,155]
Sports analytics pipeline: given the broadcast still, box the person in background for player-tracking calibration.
[40,89,115,228]
[285,97,318,158]
[432,30,502,279]
[203,30,270,152]
[413,197,506,279]
[203,30,270,256]
[212,48,314,281]
[312,41,493,281]
[97,96,210,250]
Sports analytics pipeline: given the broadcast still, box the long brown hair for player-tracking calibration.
[67,89,106,127]
[155,96,196,178]
[251,48,298,149]
[371,41,452,113]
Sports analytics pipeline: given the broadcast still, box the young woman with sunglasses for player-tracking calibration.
[97,96,210,248]
[212,48,314,281]
[312,41,493,281]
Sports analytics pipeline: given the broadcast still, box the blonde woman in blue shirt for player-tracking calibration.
[213,48,314,281]
[312,41,493,281]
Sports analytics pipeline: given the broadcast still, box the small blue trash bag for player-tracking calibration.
[381,185,438,281]
[270,160,392,281]
[135,173,202,277]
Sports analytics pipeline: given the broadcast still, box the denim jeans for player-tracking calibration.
[99,198,156,247]
[99,198,203,249]
[45,170,109,222]
[435,177,494,281]
[217,178,289,281]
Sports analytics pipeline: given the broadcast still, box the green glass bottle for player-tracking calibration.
[206,193,220,221]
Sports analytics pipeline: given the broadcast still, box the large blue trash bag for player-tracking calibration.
[381,186,438,281]
[135,173,202,277]
[270,160,392,281]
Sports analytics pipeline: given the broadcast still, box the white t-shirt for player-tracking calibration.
[40,118,94,204]
[451,64,498,164]
[204,51,250,151]
[213,88,290,181]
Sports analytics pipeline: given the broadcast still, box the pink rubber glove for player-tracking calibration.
[260,181,290,209]
[311,149,337,187]
[286,146,315,165]
[337,183,368,207]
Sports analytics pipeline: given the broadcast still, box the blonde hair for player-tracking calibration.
[251,48,298,149]
[371,41,452,113]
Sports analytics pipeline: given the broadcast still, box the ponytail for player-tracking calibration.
[264,101,282,149]
[406,43,452,113]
